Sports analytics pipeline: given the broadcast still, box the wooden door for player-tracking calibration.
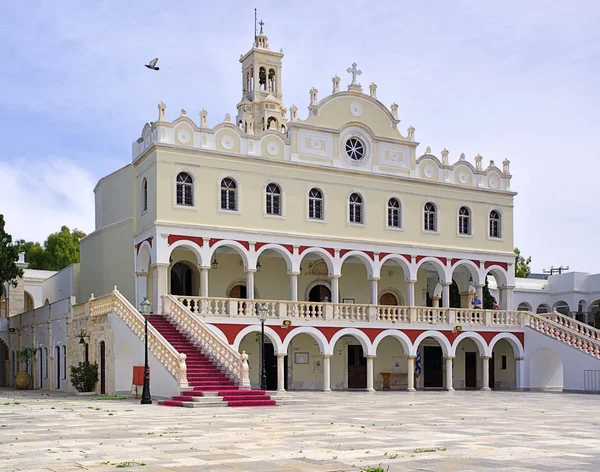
[229,285,247,299]
[423,346,443,388]
[347,345,366,389]
[308,285,331,302]
[379,293,398,305]
[489,352,495,389]
[465,352,477,388]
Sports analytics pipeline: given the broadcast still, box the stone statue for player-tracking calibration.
[390,103,398,120]
[369,83,377,99]
[224,113,231,122]
[425,146,431,154]
[488,160,495,169]
[407,125,415,141]
[240,351,251,389]
[309,87,318,105]
[475,154,483,171]
[503,158,511,175]
[332,76,340,94]
[180,108,187,117]
[441,148,449,166]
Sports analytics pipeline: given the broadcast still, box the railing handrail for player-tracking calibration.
[545,310,600,339]
[529,312,600,358]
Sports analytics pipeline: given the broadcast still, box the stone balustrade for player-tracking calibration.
[529,313,600,359]
[174,296,528,327]
[543,311,600,342]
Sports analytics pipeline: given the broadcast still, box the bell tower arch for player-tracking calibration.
[236,18,287,134]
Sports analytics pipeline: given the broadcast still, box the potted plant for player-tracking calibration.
[70,362,99,395]
[15,347,37,390]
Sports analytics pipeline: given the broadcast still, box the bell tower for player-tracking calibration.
[236,15,287,134]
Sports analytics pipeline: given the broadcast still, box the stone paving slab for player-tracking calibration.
[1,388,600,471]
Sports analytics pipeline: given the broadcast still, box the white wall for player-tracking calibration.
[42,264,80,305]
[110,314,180,398]
[524,327,600,392]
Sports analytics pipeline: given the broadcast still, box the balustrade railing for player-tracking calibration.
[529,313,600,359]
[545,311,600,342]
[172,295,528,327]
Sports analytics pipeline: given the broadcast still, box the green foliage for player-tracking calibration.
[483,278,496,309]
[17,347,37,371]
[16,226,86,271]
[70,361,99,392]
[449,281,461,308]
[0,215,23,297]
[514,247,532,278]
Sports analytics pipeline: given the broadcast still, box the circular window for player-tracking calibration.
[345,137,365,161]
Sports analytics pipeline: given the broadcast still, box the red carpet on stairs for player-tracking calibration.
[148,315,276,408]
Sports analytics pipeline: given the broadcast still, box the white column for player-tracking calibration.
[136,272,148,310]
[366,355,375,392]
[407,281,415,306]
[246,269,255,299]
[481,356,491,391]
[476,284,484,302]
[330,276,339,303]
[152,263,169,314]
[276,354,286,392]
[501,286,515,310]
[200,268,209,297]
[323,355,332,392]
[370,278,379,304]
[407,355,416,391]
[515,356,525,390]
[444,356,454,391]
[289,273,298,301]
[442,283,450,308]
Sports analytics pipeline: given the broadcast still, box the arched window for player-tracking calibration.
[259,67,266,90]
[309,188,323,220]
[387,198,401,228]
[489,210,501,238]
[142,178,148,213]
[265,183,281,215]
[349,193,363,224]
[424,202,437,232]
[458,206,470,235]
[518,302,532,312]
[176,172,193,206]
[221,178,237,211]
[268,69,276,92]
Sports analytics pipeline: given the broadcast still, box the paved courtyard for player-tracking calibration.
[1,389,599,472]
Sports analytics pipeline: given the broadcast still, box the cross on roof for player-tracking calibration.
[347,62,362,84]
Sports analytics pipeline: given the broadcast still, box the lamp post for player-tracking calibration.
[140,296,152,405]
[257,303,268,391]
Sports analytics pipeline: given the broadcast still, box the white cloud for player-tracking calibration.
[0,157,95,243]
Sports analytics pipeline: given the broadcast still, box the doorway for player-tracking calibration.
[379,293,398,306]
[263,343,287,391]
[229,285,248,299]
[171,262,193,296]
[55,346,61,389]
[347,344,367,389]
[423,346,443,388]
[489,352,495,389]
[465,352,477,388]
[308,284,331,302]
[99,341,106,395]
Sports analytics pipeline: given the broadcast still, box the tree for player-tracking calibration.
[0,215,24,297]
[483,278,497,309]
[514,247,532,278]
[15,226,86,271]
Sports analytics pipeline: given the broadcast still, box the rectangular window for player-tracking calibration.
[388,208,400,227]
[425,213,435,231]
[350,204,362,223]
[501,355,507,370]
[309,199,322,219]
[221,189,236,211]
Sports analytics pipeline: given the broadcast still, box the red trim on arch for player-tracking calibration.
[451,258,481,267]
[339,249,350,258]
[209,239,250,250]
[167,235,203,247]
[299,246,335,257]
[135,236,153,253]
[209,238,221,247]
[484,261,508,271]
[255,242,294,253]
[415,255,447,265]
[377,253,412,264]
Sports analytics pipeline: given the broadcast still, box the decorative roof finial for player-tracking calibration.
[347,62,362,85]
[259,20,264,35]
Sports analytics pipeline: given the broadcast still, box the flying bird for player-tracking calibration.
[145,58,159,71]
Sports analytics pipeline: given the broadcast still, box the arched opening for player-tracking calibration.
[331,335,367,389]
[374,336,409,391]
[379,292,398,305]
[308,284,331,303]
[340,254,372,304]
[268,68,276,92]
[266,116,278,130]
[529,348,563,391]
[55,346,60,389]
[229,284,248,299]
[453,337,485,389]
[170,262,195,296]
[450,263,479,308]
[378,255,410,306]
[298,250,334,301]
[286,333,324,390]
[414,337,445,389]
[536,304,551,314]
[490,339,517,390]
[576,299,587,322]
[482,268,508,309]
[208,243,250,298]
[0,340,8,387]
[38,347,43,388]
[553,300,570,316]
[517,302,532,312]
[24,291,34,312]
[589,300,600,327]
[237,329,282,390]
[255,246,293,300]
[415,260,446,307]
[99,341,106,395]
[258,67,266,90]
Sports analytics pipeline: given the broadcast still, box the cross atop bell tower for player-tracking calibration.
[236,11,287,134]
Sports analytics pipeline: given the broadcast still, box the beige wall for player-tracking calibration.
[492,339,517,389]
[94,165,133,229]
[154,147,513,255]
[80,219,135,302]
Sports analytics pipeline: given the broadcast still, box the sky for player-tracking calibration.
[0,0,599,273]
